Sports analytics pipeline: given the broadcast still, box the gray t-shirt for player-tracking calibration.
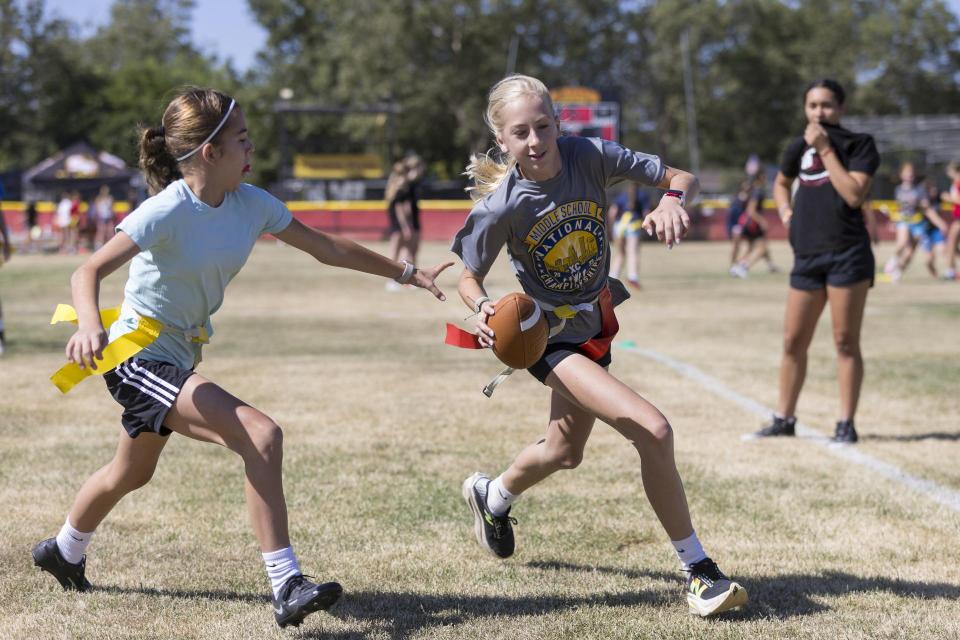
[451,136,664,344]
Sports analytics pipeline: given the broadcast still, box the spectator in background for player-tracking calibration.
[942,161,960,281]
[900,179,949,279]
[24,200,39,253]
[728,173,779,278]
[608,181,649,289]
[56,192,73,253]
[0,207,9,355]
[883,162,925,281]
[384,160,410,291]
[401,154,426,271]
[93,186,115,249]
[69,191,85,253]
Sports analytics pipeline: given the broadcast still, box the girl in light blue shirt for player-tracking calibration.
[32,87,451,629]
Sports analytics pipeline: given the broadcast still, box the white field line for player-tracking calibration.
[616,342,960,514]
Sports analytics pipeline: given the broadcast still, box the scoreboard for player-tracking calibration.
[551,86,620,142]
[555,103,620,142]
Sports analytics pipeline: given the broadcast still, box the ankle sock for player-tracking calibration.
[485,475,517,517]
[671,531,707,571]
[55,518,94,564]
[262,546,301,599]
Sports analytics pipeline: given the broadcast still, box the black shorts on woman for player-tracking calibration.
[780,122,880,291]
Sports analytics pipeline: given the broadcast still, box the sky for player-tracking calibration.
[43,0,269,73]
[41,0,960,74]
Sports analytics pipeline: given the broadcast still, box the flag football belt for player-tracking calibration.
[444,287,619,397]
[49,303,209,394]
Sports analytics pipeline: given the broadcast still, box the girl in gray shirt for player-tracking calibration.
[453,74,747,617]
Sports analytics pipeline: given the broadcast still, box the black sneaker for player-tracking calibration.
[272,574,342,628]
[32,537,91,592]
[832,419,858,444]
[742,415,796,440]
[685,557,748,616]
[461,472,517,559]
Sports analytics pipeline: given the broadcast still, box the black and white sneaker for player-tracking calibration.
[685,557,748,616]
[741,415,796,440]
[32,537,91,592]
[832,419,858,444]
[272,574,342,628]
[461,472,516,559]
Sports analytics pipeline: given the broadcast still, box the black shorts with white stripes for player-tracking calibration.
[104,357,194,438]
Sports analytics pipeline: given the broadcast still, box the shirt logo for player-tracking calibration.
[523,200,606,292]
[799,147,830,186]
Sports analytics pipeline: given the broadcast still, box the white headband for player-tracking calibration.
[175,99,236,162]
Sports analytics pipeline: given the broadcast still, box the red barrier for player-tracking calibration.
[0,201,899,244]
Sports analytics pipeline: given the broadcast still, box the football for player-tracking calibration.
[487,292,549,369]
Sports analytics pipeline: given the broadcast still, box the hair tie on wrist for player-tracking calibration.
[158,126,165,136]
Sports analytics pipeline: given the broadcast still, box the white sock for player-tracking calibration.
[671,531,707,571]
[485,475,517,517]
[55,518,94,565]
[262,546,301,599]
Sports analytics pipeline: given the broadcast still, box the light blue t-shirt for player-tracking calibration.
[109,180,293,369]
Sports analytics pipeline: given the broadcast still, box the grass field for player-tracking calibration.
[1,239,958,639]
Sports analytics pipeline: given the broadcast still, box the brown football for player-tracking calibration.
[487,292,549,369]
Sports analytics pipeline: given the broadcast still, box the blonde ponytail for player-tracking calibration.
[464,74,556,201]
[464,150,516,201]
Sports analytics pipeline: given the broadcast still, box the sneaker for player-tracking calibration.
[461,472,517,559]
[728,263,748,279]
[272,574,342,628]
[943,269,957,281]
[741,415,795,440]
[627,277,642,290]
[832,419,858,444]
[685,557,748,617]
[31,537,91,591]
[0,337,5,357]
[767,263,781,274]
[883,256,898,275]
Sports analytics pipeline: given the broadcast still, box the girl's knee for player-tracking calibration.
[545,443,584,470]
[246,415,284,462]
[107,463,156,493]
[833,333,861,358]
[783,333,808,357]
[627,417,674,454]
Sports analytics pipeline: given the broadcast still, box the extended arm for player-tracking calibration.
[274,218,450,299]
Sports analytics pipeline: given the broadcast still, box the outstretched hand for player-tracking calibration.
[643,198,691,249]
[409,262,455,300]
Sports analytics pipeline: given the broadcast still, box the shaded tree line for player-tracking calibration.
[2,0,959,187]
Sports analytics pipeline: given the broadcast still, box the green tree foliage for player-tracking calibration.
[2,0,960,182]
[1,0,234,172]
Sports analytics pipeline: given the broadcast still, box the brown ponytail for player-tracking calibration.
[138,87,236,195]
[138,125,181,195]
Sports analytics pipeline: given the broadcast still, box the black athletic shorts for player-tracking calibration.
[790,240,875,291]
[104,357,194,438]
[528,335,613,384]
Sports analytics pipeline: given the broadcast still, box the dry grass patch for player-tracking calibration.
[1,240,958,639]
